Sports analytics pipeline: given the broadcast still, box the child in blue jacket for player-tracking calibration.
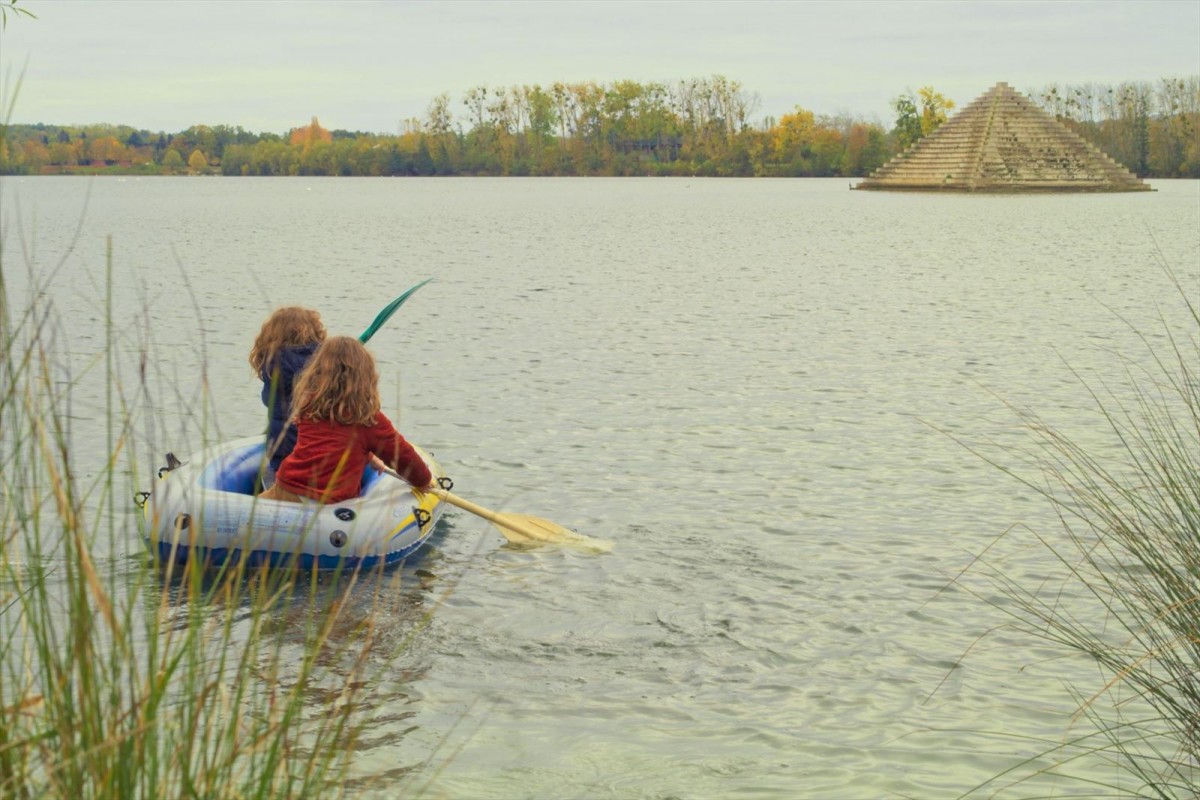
[248,306,326,488]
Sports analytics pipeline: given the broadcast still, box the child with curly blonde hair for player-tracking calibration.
[249,306,327,487]
[259,336,432,504]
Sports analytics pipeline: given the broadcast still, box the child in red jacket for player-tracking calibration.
[260,336,432,504]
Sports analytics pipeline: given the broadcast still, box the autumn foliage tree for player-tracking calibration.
[187,149,208,173]
[87,136,127,165]
[917,86,956,135]
[891,86,956,149]
[289,117,333,150]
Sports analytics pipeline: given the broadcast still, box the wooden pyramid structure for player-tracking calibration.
[854,82,1151,192]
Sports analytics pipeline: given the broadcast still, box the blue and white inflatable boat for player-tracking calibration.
[138,436,447,570]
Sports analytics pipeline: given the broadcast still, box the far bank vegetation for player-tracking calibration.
[2,75,1197,179]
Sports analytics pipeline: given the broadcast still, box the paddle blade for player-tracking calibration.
[493,512,614,554]
[432,488,612,553]
[359,278,433,343]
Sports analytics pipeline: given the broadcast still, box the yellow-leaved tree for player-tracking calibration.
[918,86,956,135]
[772,107,816,161]
[187,149,208,173]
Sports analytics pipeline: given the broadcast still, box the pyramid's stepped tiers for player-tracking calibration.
[854,82,1151,192]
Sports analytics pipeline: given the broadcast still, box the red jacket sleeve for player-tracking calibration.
[368,413,432,488]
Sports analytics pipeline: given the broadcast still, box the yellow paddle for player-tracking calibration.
[430,488,613,554]
[379,467,612,553]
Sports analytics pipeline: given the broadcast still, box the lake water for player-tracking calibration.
[3,176,1198,798]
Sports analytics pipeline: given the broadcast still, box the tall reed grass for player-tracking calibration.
[0,234,427,797]
[958,266,1198,797]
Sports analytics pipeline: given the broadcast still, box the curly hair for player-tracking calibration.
[290,336,381,426]
[248,307,326,374]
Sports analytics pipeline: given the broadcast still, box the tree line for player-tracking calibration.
[1027,76,1200,178]
[1,75,1196,178]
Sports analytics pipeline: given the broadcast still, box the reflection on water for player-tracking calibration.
[3,176,1197,797]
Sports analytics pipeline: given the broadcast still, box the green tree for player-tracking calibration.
[1117,83,1152,176]
[521,84,556,171]
[414,137,435,175]
[161,148,185,172]
[891,92,922,150]
[298,140,333,175]
[220,143,251,175]
[809,121,845,176]
[891,86,955,150]
[841,123,889,176]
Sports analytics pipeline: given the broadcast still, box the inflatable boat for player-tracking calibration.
[137,436,448,570]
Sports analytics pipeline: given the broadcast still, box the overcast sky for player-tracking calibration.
[2,0,1198,135]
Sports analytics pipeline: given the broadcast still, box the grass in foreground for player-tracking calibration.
[954,267,1198,798]
[0,241,434,798]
